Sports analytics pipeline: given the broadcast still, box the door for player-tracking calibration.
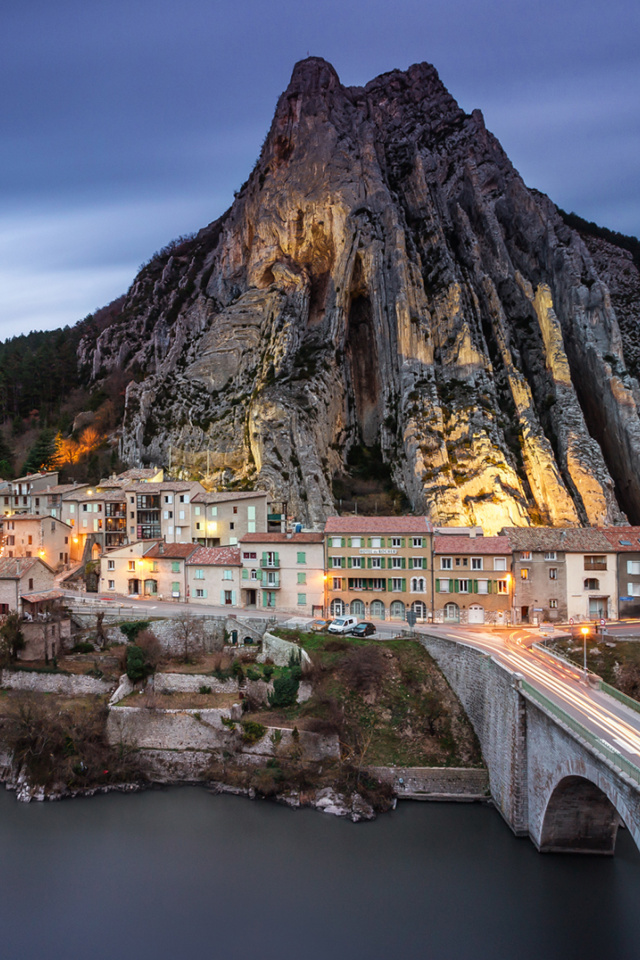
[521,605,530,623]
[588,597,607,618]
[468,604,484,624]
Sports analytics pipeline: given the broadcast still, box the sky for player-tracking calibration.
[1,0,639,341]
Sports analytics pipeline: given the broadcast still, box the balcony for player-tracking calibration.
[263,574,281,589]
[584,558,607,571]
[260,558,280,569]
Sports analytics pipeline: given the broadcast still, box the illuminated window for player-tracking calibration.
[520,568,529,580]
[549,599,558,608]
[521,551,531,561]
[497,580,508,594]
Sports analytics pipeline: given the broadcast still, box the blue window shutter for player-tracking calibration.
[231,590,236,605]
[203,588,208,599]
[220,590,225,604]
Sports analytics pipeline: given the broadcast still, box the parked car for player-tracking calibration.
[309,618,330,632]
[349,621,376,638]
[328,615,359,634]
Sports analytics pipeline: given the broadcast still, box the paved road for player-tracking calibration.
[422,623,640,775]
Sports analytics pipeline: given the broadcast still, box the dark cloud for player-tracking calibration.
[1,0,638,338]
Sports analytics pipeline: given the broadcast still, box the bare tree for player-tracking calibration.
[173,612,205,663]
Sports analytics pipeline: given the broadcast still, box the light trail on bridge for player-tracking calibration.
[427,625,640,772]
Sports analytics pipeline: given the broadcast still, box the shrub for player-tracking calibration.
[268,676,299,709]
[119,621,151,643]
[262,664,274,681]
[241,720,267,745]
[125,645,151,683]
[246,668,260,682]
[221,716,236,729]
[199,685,212,694]
[71,642,95,654]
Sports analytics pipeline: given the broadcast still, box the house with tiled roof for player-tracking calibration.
[434,535,512,624]
[99,540,198,600]
[324,516,433,622]
[599,527,640,618]
[240,532,324,615]
[1,514,73,571]
[501,527,617,623]
[191,490,268,546]
[0,557,55,617]
[186,545,242,607]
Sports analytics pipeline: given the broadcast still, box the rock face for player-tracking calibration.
[79,57,640,532]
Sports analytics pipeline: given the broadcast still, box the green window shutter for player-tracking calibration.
[387,578,393,591]
[401,578,406,592]
[401,557,406,569]
[473,580,478,593]
[454,579,459,593]
[262,552,267,565]
[274,551,279,563]
[341,557,346,568]
[347,538,351,548]
[380,558,386,569]
[256,569,263,581]
[203,589,208,599]
[435,578,440,593]
[449,579,453,592]
[172,582,180,593]
[367,538,372,547]
[171,561,180,573]
[367,557,372,569]
[262,591,268,608]
[408,558,413,570]
[297,572,306,584]
[341,538,345,548]
[231,590,235,605]
[242,568,248,580]
[488,580,493,594]
[348,557,352,568]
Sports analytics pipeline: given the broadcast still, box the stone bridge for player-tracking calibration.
[421,634,640,855]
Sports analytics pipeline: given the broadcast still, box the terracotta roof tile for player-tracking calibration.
[186,546,242,566]
[501,527,613,552]
[0,557,41,578]
[143,542,199,560]
[324,516,432,534]
[434,535,511,554]
[598,527,640,551]
[192,490,268,503]
[240,532,324,543]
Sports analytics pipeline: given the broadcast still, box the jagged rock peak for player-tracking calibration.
[81,57,640,534]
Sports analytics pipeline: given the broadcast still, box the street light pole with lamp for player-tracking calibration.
[581,625,589,679]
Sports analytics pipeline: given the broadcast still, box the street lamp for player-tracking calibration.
[581,625,589,679]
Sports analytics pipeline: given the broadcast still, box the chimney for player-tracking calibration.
[159,543,165,555]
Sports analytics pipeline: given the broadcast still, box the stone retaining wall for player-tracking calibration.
[258,632,312,669]
[1,669,114,696]
[367,766,489,800]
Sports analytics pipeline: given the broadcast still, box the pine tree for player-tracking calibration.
[21,429,59,475]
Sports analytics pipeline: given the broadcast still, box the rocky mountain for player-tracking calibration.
[78,57,640,533]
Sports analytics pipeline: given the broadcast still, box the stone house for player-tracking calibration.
[0,557,56,615]
[186,546,242,606]
[502,528,617,623]
[599,526,640,619]
[433,535,512,624]
[101,541,200,600]
[190,491,269,546]
[100,540,160,597]
[3,471,59,516]
[2,514,73,571]
[239,532,325,615]
[324,517,433,622]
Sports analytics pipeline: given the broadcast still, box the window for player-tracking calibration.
[412,537,423,548]
[350,578,364,591]
[584,578,600,590]
[69,504,75,514]
[351,537,362,548]
[297,551,306,564]
[210,506,218,517]
[458,579,469,593]
[441,557,452,570]
[194,506,201,516]
[549,568,557,580]
[195,569,204,579]
[411,557,424,569]
[392,557,403,569]
[494,558,507,571]
[351,557,362,568]
[626,583,640,597]
[229,523,235,531]
[455,557,468,567]
[179,511,185,521]
[372,579,385,591]
[171,561,180,573]
[410,577,426,593]
[584,555,607,570]
[128,561,136,572]
[521,551,532,560]
[549,599,558,608]
[243,552,257,560]
[331,537,342,548]
[627,560,640,575]
[371,557,382,569]
[391,538,402,548]
[297,593,306,606]
[332,577,342,590]
[108,580,115,590]
[250,569,257,581]
[371,537,382,548]
[544,552,557,561]
[496,580,508,594]
[520,568,529,580]
[392,578,403,592]
[171,582,180,595]
[331,556,343,569]
[165,495,173,504]
[232,505,238,514]
[195,589,205,599]
[477,580,488,594]
[28,578,33,591]
[223,570,233,580]
[471,557,482,571]
[108,560,115,570]
[438,579,450,593]
[152,562,158,572]
[297,572,306,584]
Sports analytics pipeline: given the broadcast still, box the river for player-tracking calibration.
[0,787,638,960]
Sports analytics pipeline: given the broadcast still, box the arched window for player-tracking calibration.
[390,600,406,620]
[350,599,365,617]
[444,602,460,622]
[411,600,427,620]
[410,577,426,593]
[330,598,345,617]
[370,599,386,620]
[584,578,600,590]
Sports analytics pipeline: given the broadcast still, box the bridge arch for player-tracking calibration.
[539,775,625,855]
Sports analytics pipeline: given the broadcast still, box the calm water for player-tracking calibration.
[0,787,639,960]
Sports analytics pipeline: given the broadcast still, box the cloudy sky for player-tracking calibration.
[2,0,638,340]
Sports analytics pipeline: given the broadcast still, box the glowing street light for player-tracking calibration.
[581,625,589,679]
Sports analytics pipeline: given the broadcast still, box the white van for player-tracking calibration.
[328,615,359,634]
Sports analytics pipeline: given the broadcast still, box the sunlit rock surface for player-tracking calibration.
[79,58,640,532]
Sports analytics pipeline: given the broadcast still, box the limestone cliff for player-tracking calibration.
[79,57,640,532]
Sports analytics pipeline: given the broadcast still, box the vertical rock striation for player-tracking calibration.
[79,57,640,532]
